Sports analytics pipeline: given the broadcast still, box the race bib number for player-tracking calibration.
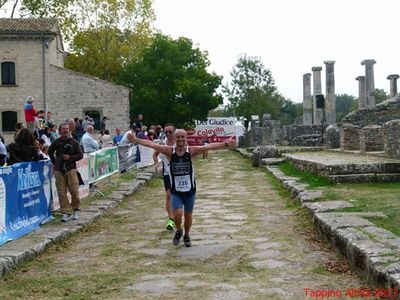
[174,175,191,192]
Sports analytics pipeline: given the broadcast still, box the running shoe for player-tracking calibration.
[173,229,183,246]
[166,219,175,231]
[183,234,192,247]
[72,210,80,220]
[61,213,71,222]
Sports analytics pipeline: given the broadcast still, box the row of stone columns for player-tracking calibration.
[303,61,336,125]
[356,60,399,110]
[304,59,400,124]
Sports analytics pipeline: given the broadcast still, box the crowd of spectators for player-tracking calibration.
[1,105,170,223]
[0,97,171,225]
[0,101,165,167]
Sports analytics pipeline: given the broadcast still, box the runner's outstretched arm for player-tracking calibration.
[132,134,172,157]
[190,136,236,156]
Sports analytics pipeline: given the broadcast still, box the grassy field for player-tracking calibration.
[277,162,400,237]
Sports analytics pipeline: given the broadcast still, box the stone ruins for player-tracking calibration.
[243,58,400,161]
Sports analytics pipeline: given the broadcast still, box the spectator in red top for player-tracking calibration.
[23,96,37,132]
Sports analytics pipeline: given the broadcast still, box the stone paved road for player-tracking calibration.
[0,151,367,299]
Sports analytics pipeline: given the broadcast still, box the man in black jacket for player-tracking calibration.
[48,123,83,222]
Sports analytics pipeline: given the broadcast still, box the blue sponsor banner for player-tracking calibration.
[0,160,53,246]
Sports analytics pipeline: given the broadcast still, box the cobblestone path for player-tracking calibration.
[0,151,367,299]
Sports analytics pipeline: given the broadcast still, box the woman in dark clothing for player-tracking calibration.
[6,128,40,165]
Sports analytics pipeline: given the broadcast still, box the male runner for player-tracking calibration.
[132,129,236,247]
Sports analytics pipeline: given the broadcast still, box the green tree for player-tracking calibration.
[119,33,223,127]
[20,0,154,42]
[374,88,389,104]
[64,26,151,81]
[223,55,282,121]
[279,99,298,124]
[18,0,154,82]
[336,93,356,122]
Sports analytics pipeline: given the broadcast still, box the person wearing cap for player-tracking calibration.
[23,96,37,132]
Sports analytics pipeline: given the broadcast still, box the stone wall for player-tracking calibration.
[283,125,324,146]
[340,123,360,151]
[48,35,65,67]
[49,65,131,133]
[339,94,400,154]
[243,115,340,148]
[243,122,329,147]
[341,94,400,127]
[0,38,47,127]
[0,36,130,134]
[384,119,400,158]
[360,125,385,153]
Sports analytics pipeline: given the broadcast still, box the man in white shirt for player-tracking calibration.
[81,125,99,153]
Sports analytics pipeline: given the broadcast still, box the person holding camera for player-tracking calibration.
[48,123,83,222]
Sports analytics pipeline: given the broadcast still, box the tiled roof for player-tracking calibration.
[0,18,58,34]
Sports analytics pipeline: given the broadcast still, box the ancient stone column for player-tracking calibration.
[303,73,312,125]
[324,61,336,124]
[387,74,399,98]
[361,59,376,107]
[356,76,366,109]
[312,66,323,125]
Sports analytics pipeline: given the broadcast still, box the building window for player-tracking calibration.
[1,62,16,85]
[2,111,17,132]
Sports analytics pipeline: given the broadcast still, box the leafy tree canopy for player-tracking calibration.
[279,99,299,124]
[223,54,298,124]
[64,24,152,81]
[13,0,154,82]
[118,33,223,127]
[19,0,154,42]
[336,93,356,122]
[374,88,389,104]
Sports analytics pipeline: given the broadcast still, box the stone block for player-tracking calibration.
[303,200,353,213]
[287,183,308,196]
[296,190,323,203]
[0,257,14,276]
[385,119,400,159]
[340,123,361,151]
[135,174,152,181]
[260,158,284,165]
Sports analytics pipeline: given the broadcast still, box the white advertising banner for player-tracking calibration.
[187,117,236,145]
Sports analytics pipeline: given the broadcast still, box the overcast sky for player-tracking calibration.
[2,0,398,103]
[154,0,400,103]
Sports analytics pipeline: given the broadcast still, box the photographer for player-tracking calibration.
[48,123,83,222]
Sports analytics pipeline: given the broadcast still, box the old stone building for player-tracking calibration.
[0,18,130,137]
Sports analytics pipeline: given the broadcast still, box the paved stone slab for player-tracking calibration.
[250,258,294,269]
[137,248,168,256]
[127,278,176,294]
[178,242,238,260]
